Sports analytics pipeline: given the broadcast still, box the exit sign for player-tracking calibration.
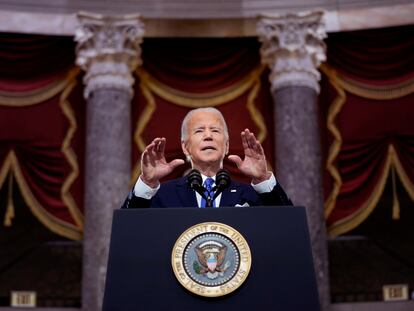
[10,291,37,307]
[382,284,409,301]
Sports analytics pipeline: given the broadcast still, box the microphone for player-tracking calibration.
[187,168,231,207]
[187,169,207,198]
[212,169,231,200]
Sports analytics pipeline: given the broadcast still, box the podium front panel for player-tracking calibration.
[103,207,320,311]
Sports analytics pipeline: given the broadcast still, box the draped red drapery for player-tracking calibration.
[1,26,413,240]
[320,25,414,236]
[0,36,276,239]
[0,34,85,240]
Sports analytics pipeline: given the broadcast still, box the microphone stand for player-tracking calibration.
[211,168,231,203]
[187,169,210,206]
[187,168,231,208]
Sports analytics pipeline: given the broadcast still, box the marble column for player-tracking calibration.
[75,12,144,311]
[257,11,330,311]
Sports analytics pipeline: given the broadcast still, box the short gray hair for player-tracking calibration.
[181,107,229,142]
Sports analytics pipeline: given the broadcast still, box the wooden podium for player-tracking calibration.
[103,207,320,311]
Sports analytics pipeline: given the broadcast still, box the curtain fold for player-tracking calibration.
[0,34,84,240]
[327,25,414,83]
[321,25,414,236]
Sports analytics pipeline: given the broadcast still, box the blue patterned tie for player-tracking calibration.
[201,177,215,208]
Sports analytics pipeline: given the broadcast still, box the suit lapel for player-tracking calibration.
[176,177,198,207]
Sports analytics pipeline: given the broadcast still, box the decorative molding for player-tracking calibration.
[257,11,327,93]
[0,0,411,20]
[75,12,145,98]
[1,3,414,36]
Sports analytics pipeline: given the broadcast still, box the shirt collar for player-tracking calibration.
[200,173,216,183]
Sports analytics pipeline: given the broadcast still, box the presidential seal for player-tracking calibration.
[171,222,252,297]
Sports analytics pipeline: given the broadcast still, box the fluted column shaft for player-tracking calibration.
[75,13,144,311]
[258,11,330,311]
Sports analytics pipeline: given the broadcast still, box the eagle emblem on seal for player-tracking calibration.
[193,241,231,279]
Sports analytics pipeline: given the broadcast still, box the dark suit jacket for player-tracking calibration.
[122,176,292,208]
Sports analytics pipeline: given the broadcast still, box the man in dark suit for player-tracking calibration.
[122,107,292,208]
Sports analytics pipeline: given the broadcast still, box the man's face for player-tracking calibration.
[181,111,229,169]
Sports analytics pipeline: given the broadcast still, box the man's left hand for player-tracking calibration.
[228,129,272,184]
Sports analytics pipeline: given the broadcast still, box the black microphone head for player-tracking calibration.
[216,168,231,190]
[187,169,202,190]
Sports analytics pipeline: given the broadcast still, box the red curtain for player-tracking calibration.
[131,38,276,184]
[0,35,276,240]
[320,25,414,236]
[3,27,412,240]
[0,34,85,240]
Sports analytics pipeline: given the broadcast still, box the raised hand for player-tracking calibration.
[140,137,185,188]
[228,129,271,184]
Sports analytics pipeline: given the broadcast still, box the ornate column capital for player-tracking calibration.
[75,12,145,98]
[257,11,327,93]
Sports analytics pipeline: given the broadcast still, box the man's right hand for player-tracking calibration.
[140,137,185,188]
